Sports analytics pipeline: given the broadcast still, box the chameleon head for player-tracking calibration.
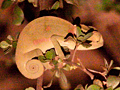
[74,24,104,50]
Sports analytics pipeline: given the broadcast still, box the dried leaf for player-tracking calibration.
[64,0,74,4]
[51,1,60,10]
[1,0,14,9]
[17,0,25,2]
[43,71,56,88]
[107,75,120,89]
[104,58,109,68]
[55,70,60,78]
[93,79,103,88]
[43,78,54,88]
[113,67,120,70]
[7,35,14,41]
[108,60,113,70]
[28,0,38,7]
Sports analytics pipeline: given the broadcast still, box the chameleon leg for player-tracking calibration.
[50,35,65,60]
[24,48,43,59]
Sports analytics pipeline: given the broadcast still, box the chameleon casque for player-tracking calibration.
[15,16,103,79]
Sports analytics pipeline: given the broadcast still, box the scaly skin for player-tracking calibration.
[15,16,103,79]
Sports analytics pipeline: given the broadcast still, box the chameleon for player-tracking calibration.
[15,16,103,79]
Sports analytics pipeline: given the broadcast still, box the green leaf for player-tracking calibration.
[76,26,84,37]
[28,0,34,3]
[105,87,113,90]
[38,55,48,63]
[52,60,58,65]
[1,0,14,9]
[38,55,46,60]
[0,41,11,48]
[12,41,17,48]
[107,75,120,89]
[85,84,88,90]
[87,84,101,90]
[59,69,71,90]
[6,39,11,44]
[81,42,92,48]
[115,87,120,90]
[25,87,35,90]
[45,49,56,60]
[51,1,60,10]
[74,84,85,90]
[78,32,93,42]
[12,5,24,25]
[63,64,71,71]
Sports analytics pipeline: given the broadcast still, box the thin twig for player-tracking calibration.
[63,59,94,80]
[71,43,79,62]
[36,75,43,90]
[77,58,94,80]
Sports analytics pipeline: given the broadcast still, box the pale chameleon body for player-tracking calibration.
[15,16,103,79]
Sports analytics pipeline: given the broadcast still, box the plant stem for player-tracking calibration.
[77,58,94,80]
[36,75,43,90]
[71,43,79,62]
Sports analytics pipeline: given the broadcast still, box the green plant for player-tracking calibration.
[74,59,120,90]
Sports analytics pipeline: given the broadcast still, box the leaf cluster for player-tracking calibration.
[1,0,24,25]
[0,34,19,54]
[74,59,120,90]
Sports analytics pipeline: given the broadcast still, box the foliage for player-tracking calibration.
[1,0,82,25]
[97,0,120,13]
[0,34,19,54]
[74,59,120,90]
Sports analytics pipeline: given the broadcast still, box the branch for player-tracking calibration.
[36,75,43,90]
